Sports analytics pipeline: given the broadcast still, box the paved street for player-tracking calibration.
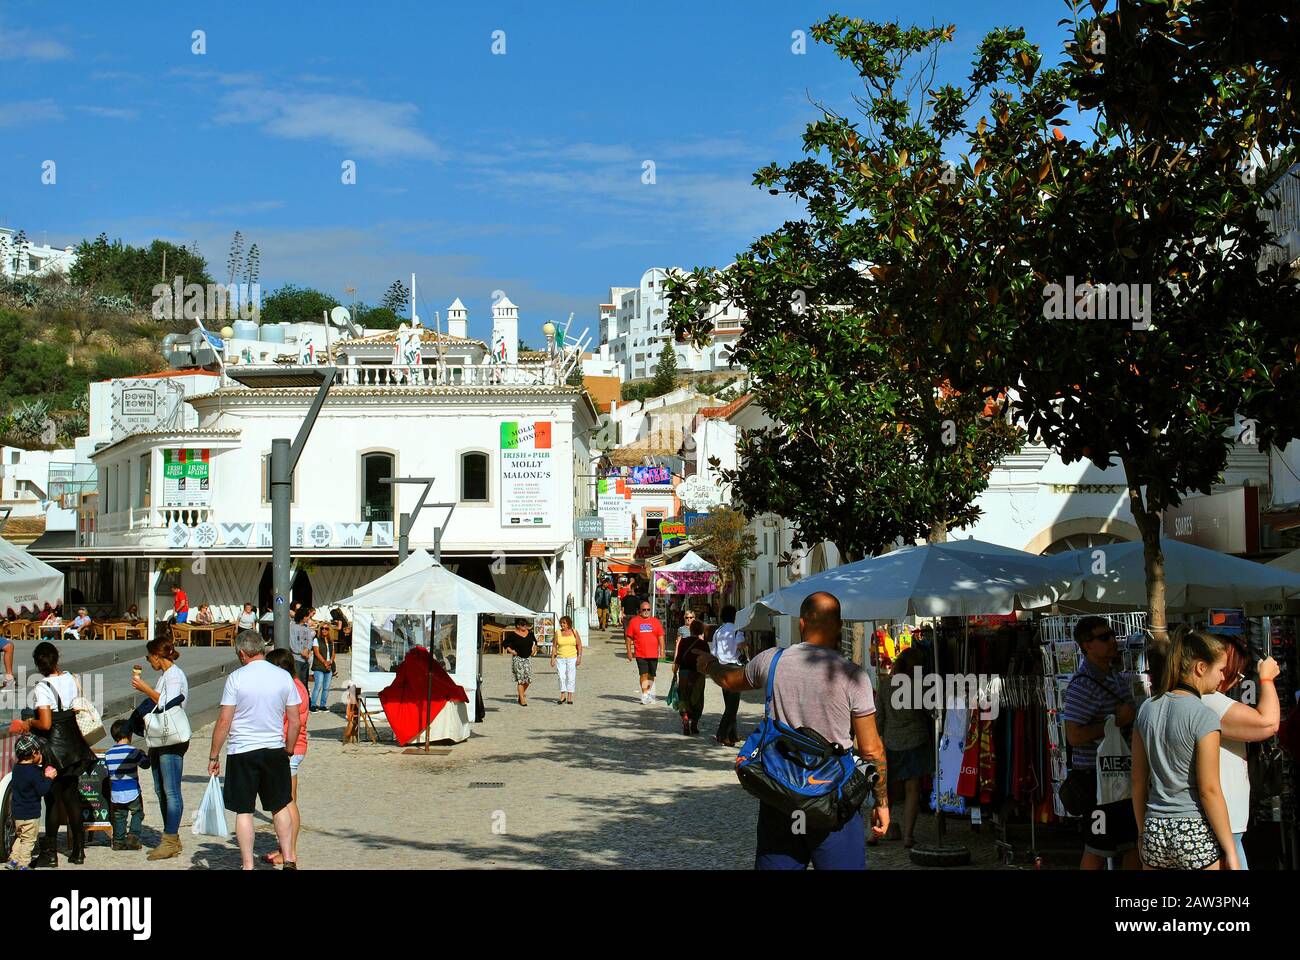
[66,630,1013,870]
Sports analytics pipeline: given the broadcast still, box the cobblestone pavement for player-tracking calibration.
[66,629,1020,870]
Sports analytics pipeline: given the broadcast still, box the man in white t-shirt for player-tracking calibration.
[209,630,301,870]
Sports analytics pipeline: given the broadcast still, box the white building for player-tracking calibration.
[32,305,599,709]
[601,269,745,381]
[0,228,77,279]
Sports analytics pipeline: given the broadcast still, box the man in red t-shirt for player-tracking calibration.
[624,599,664,704]
[172,585,189,623]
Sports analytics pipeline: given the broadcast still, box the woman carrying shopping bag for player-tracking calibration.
[131,638,190,861]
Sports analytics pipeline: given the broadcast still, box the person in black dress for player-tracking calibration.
[504,618,537,707]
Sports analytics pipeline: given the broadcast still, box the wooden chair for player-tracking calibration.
[480,624,503,655]
[212,622,236,646]
[171,622,193,647]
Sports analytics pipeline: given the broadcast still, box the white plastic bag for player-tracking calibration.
[1095,715,1133,805]
[192,775,230,838]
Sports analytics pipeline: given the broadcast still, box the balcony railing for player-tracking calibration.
[337,362,564,388]
[97,506,213,533]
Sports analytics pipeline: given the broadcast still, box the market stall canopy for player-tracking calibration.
[0,535,64,616]
[1268,548,1300,574]
[735,538,1074,629]
[331,548,536,617]
[653,549,719,595]
[1050,538,1300,611]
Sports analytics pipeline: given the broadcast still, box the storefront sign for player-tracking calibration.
[574,515,605,539]
[630,465,672,485]
[597,494,633,543]
[683,511,709,532]
[659,521,687,540]
[677,474,721,510]
[1163,487,1259,554]
[501,421,554,527]
[163,449,210,507]
[654,571,719,595]
[110,379,186,441]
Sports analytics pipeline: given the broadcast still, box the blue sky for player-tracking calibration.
[2,1,1076,344]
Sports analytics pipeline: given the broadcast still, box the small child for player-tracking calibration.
[103,719,150,851]
[6,734,56,869]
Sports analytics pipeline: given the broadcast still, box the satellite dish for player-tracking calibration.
[329,306,351,326]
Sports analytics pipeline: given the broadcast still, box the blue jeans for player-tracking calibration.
[755,802,867,870]
[110,796,144,841]
[1233,832,1249,870]
[149,749,185,835]
[311,670,332,709]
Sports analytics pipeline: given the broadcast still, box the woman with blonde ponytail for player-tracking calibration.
[1131,628,1239,869]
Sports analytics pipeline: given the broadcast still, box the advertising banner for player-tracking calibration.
[501,421,554,527]
[162,448,210,507]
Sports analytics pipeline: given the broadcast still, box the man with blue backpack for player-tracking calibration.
[695,591,888,869]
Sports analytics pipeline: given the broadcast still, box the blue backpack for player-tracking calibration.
[734,648,875,830]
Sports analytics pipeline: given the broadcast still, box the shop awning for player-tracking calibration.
[26,530,76,554]
[603,560,643,574]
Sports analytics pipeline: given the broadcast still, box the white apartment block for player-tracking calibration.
[0,227,77,280]
[600,269,745,381]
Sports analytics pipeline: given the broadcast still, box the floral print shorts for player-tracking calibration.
[1141,816,1221,870]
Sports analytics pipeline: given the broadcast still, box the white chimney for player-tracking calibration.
[446,297,468,339]
[491,295,519,365]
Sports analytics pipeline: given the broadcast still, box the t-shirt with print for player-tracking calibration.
[219,658,301,755]
[625,616,664,659]
[1201,691,1249,832]
[1135,691,1220,818]
[743,643,876,750]
[1062,658,1134,770]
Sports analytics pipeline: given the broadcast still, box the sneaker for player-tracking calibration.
[1,674,13,690]
[3,860,18,870]
[639,692,650,705]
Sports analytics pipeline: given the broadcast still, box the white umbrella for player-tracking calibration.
[1050,538,1300,611]
[735,538,1074,628]
[654,550,717,573]
[0,535,63,615]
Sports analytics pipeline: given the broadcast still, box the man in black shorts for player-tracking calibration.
[209,630,302,870]
[624,599,665,704]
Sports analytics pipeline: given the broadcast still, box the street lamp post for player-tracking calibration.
[379,477,455,563]
[226,364,337,651]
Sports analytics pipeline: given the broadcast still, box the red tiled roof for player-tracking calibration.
[698,393,753,419]
[95,368,218,384]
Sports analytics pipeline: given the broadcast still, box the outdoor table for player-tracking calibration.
[113,622,147,642]
[186,624,217,647]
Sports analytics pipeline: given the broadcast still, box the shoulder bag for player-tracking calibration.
[36,680,95,776]
[144,673,192,750]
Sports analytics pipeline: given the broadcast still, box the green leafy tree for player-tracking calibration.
[961,1,1300,635]
[667,18,1023,559]
[650,341,679,397]
[692,506,759,604]
[259,284,340,326]
[69,234,213,307]
[381,281,410,316]
[352,303,402,330]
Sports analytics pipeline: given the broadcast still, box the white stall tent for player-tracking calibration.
[0,535,63,615]
[331,549,537,733]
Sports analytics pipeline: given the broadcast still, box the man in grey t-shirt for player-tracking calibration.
[696,591,887,870]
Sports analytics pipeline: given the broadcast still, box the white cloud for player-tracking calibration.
[0,27,70,61]
[76,105,140,120]
[0,100,64,127]
[214,85,439,161]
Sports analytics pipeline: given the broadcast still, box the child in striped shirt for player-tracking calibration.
[104,719,151,851]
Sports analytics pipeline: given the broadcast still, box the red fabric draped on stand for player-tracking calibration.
[379,646,469,746]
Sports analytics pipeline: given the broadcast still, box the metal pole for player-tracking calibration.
[398,512,411,563]
[271,368,336,651]
[271,437,292,650]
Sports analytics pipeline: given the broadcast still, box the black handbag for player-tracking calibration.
[37,680,95,777]
[1058,766,1098,816]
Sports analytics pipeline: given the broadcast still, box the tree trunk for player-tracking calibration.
[1124,470,1168,643]
[928,519,949,544]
